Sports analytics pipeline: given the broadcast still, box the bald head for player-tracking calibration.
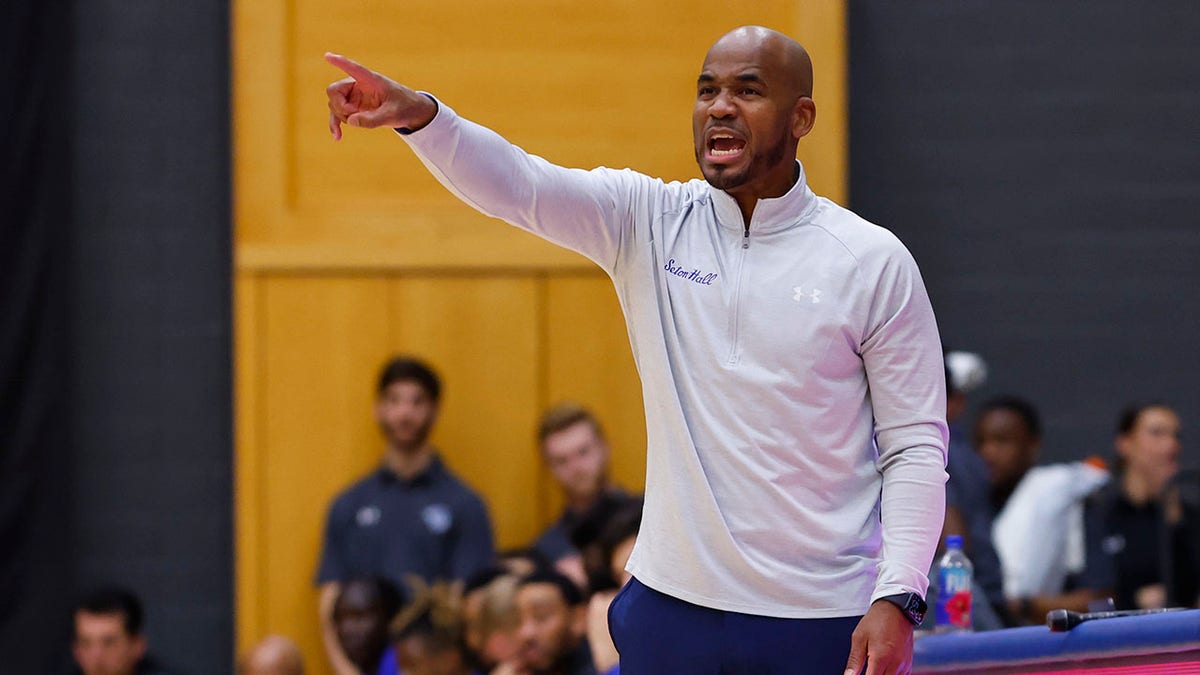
[706,26,813,98]
[237,635,304,675]
[692,25,818,213]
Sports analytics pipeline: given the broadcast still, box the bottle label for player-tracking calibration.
[936,567,972,629]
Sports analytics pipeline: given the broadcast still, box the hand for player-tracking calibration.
[843,600,914,675]
[324,52,438,140]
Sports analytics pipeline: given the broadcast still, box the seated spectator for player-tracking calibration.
[940,354,1005,630]
[1088,403,1197,609]
[1168,468,1200,607]
[531,404,637,590]
[237,635,305,675]
[461,569,522,673]
[976,396,1113,624]
[515,570,596,675]
[496,548,552,579]
[316,357,495,674]
[583,500,642,675]
[334,578,403,674]
[389,583,472,675]
[71,587,176,675]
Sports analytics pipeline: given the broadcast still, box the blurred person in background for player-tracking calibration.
[316,356,495,674]
[514,570,596,675]
[1088,403,1198,609]
[387,579,474,675]
[461,569,522,674]
[938,352,1005,629]
[976,397,1114,624]
[237,635,305,675]
[583,500,642,675]
[70,587,176,675]
[532,404,636,590]
[333,578,403,674]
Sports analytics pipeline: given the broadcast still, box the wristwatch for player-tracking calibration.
[878,593,928,626]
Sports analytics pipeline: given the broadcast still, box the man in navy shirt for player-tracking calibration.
[532,403,636,590]
[316,356,495,675]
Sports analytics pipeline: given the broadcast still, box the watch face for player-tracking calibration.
[884,593,926,625]
[905,595,927,622]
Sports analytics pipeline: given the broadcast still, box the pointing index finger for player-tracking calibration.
[324,52,374,82]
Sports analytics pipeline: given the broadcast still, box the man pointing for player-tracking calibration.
[325,25,947,674]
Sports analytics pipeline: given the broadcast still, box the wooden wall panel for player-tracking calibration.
[234,0,841,270]
[257,277,391,664]
[544,275,648,514]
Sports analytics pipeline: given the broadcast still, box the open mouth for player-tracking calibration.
[708,133,746,159]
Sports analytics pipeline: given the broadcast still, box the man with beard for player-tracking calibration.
[515,570,596,675]
[324,25,946,674]
[316,357,495,674]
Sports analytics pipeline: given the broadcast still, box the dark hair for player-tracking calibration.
[978,396,1042,439]
[377,356,441,402]
[1116,402,1174,436]
[584,499,643,592]
[595,499,643,563]
[537,402,605,445]
[75,587,144,636]
[462,566,509,595]
[337,577,405,619]
[518,569,584,607]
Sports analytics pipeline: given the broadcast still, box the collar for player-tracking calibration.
[708,160,820,236]
[376,453,446,487]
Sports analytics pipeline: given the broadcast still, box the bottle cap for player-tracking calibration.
[945,534,963,549]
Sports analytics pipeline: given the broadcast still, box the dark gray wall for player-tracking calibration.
[849,1,1200,464]
[71,1,232,672]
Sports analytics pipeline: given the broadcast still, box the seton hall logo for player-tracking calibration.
[664,258,718,286]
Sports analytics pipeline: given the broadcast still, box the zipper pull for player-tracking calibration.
[743,226,750,249]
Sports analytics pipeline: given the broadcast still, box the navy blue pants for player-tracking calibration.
[608,577,862,674]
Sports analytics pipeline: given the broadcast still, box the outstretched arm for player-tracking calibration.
[322,53,652,273]
[324,52,437,140]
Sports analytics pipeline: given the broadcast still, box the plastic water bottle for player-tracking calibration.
[935,534,973,634]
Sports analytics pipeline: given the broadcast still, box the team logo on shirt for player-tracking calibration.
[356,505,382,527]
[663,258,718,286]
[1102,534,1125,555]
[421,504,453,534]
[793,286,822,304]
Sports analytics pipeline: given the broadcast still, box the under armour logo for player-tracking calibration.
[793,286,822,304]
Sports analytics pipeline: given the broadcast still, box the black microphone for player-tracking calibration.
[1046,607,1186,632]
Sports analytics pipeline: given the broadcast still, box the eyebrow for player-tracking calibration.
[696,72,768,86]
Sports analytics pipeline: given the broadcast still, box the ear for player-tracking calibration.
[792,97,817,139]
[132,634,148,660]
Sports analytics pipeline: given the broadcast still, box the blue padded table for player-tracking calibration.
[914,609,1200,674]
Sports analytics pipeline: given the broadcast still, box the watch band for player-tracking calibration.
[878,592,927,626]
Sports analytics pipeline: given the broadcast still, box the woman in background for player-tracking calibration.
[1090,403,1198,609]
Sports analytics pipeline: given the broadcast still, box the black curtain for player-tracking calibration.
[3,0,233,672]
[1,1,75,673]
